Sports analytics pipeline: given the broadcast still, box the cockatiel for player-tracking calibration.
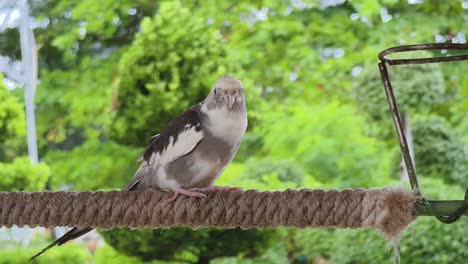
[30,76,248,261]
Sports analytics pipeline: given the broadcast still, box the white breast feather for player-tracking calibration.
[150,126,204,167]
[189,151,216,184]
[201,104,247,144]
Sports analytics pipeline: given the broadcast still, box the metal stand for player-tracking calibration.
[378,44,468,222]
[1,0,39,164]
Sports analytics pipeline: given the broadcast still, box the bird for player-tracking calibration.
[29,75,248,261]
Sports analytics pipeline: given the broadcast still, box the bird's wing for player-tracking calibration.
[124,104,205,191]
[141,104,204,166]
[135,134,160,163]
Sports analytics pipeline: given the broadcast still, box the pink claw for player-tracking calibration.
[162,187,207,204]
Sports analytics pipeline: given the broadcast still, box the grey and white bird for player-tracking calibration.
[30,75,248,261]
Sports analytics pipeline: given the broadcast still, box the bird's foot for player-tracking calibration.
[204,185,243,192]
[163,187,207,204]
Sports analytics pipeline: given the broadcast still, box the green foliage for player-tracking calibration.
[257,101,394,188]
[330,228,391,264]
[101,227,277,263]
[196,228,277,262]
[217,162,308,191]
[111,1,232,145]
[239,158,306,186]
[398,218,468,264]
[405,0,465,16]
[26,0,156,68]
[226,3,368,101]
[279,228,335,263]
[353,54,446,121]
[101,228,197,262]
[36,53,120,149]
[211,243,289,264]
[412,115,468,185]
[0,75,25,144]
[94,244,149,264]
[0,75,27,161]
[45,139,141,190]
[0,242,91,264]
[328,218,468,264]
[457,112,468,145]
[0,157,50,191]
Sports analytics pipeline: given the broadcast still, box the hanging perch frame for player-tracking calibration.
[378,43,468,222]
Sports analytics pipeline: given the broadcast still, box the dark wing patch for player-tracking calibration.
[140,134,160,162]
[142,104,203,163]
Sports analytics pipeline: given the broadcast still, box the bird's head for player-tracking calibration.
[207,76,245,112]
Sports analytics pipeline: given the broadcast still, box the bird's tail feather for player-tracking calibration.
[29,227,93,261]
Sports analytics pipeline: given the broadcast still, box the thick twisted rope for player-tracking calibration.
[0,188,417,242]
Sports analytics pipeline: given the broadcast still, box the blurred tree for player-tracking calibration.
[33,52,142,191]
[412,115,468,185]
[35,53,121,153]
[0,85,24,142]
[257,101,394,188]
[352,53,446,122]
[0,75,49,192]
[0,242,91,264]
[0,0,157,69]
[238,158,306,186]
[0,157,50,191]
[111,1,233,145]
[225,2,368,101]
[101,227,277,264]
[45,139,141,191]
[0,74,26,160]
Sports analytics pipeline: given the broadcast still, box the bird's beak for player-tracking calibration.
[227,95,237,110]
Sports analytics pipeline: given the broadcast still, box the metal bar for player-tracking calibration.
[414,200,468,217]
[378,62,420,193]
[379,43,468,60]
[386,55,468,65]
[19,0,39,164]
[379,44,468,65]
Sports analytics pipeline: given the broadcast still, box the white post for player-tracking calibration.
[18,0,38,164]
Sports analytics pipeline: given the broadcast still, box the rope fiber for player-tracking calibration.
[0,187,417,242]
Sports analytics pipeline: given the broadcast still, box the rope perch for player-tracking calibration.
[0,188,417,242]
